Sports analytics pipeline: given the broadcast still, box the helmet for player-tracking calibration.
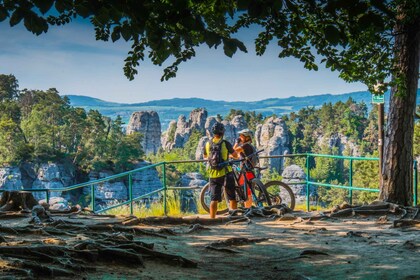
[238,128,253,138]
[212,122,225,135]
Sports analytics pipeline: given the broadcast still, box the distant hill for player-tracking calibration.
[65,89,420,130]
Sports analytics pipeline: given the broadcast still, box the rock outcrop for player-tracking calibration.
[281,164,317,205]
[83,161,163,210]
[162,108,207,151]
[195,115,249,160]
[0,163,75,201]
[0,167,23,190]
[32,163,75,200]
[316,132,361,156]
[255,117,290,173]
[126,111,162,154]
[131,161,163,199]
[177,172,207,213]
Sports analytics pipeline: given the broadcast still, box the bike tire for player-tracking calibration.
[264,180,295,210]
[251,178,272,207]
[199,183,229,215]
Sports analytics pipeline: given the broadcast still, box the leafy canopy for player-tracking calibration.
[0,0,401,92]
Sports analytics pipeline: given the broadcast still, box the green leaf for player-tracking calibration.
[9,9,24,27]
[205,32,221,48]
[223,38,238,57]
[33,0,54,14]
[75,0,92,18]
[55,0,73,13]
[120,24,132,41]
[237,0,251,11]
[0,6,9,22]
[111,27,121,42]
[324,25,341,46]
[248,0,263,18]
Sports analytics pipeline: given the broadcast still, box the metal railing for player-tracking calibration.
[1,153,418,214]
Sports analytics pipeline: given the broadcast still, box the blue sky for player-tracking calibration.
[0,19,367,103]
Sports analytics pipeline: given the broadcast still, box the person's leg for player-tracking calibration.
[210,201,218,219]
[225,172,237,210]
[209,177,223,219]
[244,182,253,208]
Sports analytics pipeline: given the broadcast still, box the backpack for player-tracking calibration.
[208,139,225,170]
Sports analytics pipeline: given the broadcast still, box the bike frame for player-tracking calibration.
[222,150,265,207]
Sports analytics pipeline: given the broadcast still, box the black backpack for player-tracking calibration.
[208,139,225,170]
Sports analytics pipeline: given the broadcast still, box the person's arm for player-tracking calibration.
[203,142,208,160]
[226,141,239,159]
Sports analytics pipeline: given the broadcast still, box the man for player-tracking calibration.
[234,128,257,208]
[203,122,238,218]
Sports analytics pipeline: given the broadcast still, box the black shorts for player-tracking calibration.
[209,172,236,202]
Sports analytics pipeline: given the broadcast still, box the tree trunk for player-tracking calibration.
[380,6,420,205]
[0,191,39,212]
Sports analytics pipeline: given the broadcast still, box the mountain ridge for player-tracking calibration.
[65,89,420,130]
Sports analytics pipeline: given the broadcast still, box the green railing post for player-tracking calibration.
[414,160,418,206]
[349,159,353,205]
[46,190,50,204]
[306,154,310,211]
[129,173,133,215]
[90,184,95,212]
[163,163,167,216]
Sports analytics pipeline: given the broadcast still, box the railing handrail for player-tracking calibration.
[0,153,417,214]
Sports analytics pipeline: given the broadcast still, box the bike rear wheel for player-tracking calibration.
[199,183,229,215]
[264,181,295,210]
[250,179,272,207]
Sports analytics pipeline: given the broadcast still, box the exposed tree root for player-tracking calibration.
[204,245,239,254]
[208,237,269,247]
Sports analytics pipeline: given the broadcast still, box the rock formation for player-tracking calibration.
[177,172,207,213]
[32,163,75,200]
[255,117,290,173]
[281,164,317,205]
[316,132,361,156]
[0,167,23,190]
[162,108,207,151]
[195,115,249,160]
[126,111,162,154]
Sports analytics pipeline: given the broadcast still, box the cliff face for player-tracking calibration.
[316,133,361,156]
[162,108,207,151]
[0,163,75,200]
[255,117,290,173]
[126,111,162,154]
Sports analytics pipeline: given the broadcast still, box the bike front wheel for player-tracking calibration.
[250,178,272,207]
[199,183,229,215]
[264,181,295,210]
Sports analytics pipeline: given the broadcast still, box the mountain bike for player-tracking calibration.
[198,150,271,214]
[200,150,296,215]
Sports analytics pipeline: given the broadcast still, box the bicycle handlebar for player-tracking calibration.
[217,149,264,168]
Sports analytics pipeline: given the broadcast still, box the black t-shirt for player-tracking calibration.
[240,143,257,167]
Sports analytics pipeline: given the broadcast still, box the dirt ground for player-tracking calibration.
[0,210,419,280]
